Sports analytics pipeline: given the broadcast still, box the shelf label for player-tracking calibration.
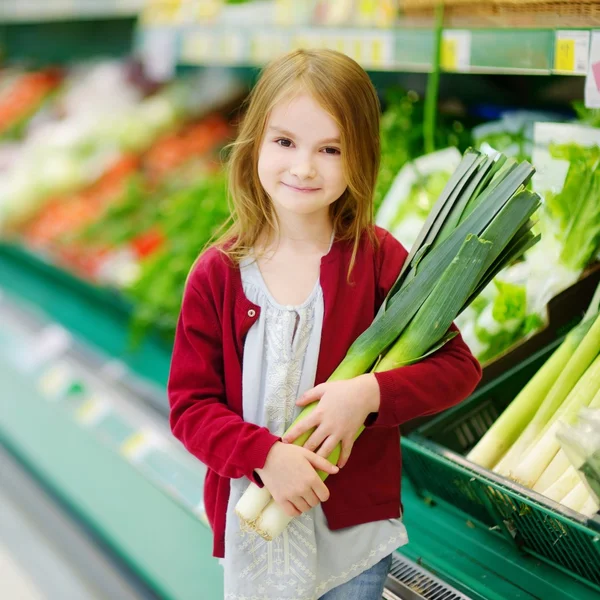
[142,29,177,81]
[120,430,154,461]
[38,362,72,399]
[585,31,600,108]
[75,397,110,426]
[441,30,471,72]
[554,30,590,74]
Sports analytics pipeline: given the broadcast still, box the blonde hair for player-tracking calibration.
[213,48,381,276]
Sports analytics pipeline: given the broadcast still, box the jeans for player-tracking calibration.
[318,554,393,600]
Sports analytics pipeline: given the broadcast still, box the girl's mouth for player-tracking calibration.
[282,182,321,193]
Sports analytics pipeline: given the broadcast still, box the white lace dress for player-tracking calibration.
[222,258,408,600]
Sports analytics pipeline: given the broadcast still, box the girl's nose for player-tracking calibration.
[289,157,317,181]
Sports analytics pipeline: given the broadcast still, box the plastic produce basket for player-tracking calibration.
[402,340,600,591]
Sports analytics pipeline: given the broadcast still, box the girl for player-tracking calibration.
[168,49,481,600]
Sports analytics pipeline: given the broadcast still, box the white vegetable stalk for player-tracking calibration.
[496,314,600,477]
[510,355,600,488]
[541,465,581,502]
[468,335,576,470]
[533,449,571,493]
[234,484,273,527]
[561,481,591,513]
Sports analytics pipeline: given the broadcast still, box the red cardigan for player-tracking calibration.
[168,226,481,558]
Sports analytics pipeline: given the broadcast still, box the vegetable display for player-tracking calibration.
[468,287,600,516]
[236,148,542,540]
[457,123,600,364]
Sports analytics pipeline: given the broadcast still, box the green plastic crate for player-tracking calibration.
[402,340,600,592]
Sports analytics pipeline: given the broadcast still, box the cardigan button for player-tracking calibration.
[247,309,256,318]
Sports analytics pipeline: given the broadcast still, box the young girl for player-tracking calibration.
[168,49,481,600]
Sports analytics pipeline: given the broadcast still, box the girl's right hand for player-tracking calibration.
[255,441,339,517]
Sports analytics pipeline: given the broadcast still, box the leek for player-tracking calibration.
[561,481,591,513]
[235,149,541,540]
[496,313,600,477]
[534,449,571,494]
[542,465,581,502]
[250,234,493,538]
[510,355,600,488]
[469,316,597,470]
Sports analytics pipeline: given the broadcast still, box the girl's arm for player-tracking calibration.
[369,228,481,427]
[168,277,280,484]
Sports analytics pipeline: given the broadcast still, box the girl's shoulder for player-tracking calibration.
[186,245,237,292]
[371,225,408,262]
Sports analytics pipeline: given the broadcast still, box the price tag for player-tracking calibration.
[75,397,110,426]
[364,32,393,69]
[38,363,72,399]
[142,29,177,81]
[585,30,600,108]
[441,30,471,72]
[120,430,156,461]
[357,0,377,26]
[554,30,590,74]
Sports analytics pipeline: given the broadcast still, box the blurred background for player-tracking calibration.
[1,1,600,599]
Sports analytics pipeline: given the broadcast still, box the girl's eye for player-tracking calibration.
[323,147,341,155]
[275,138,293,148]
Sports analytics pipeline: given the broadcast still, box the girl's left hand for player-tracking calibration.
[282,374,380,469]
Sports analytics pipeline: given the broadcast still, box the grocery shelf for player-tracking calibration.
[0,0,143,23]
[0,2,140,64]
[136,24,593,75]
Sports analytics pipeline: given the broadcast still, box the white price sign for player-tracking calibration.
[142,29,177,81]
[554,30,590,74]
[441,30,471,72]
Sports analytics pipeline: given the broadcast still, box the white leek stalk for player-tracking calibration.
[541,465,581,502]
[561,481,591,513]
[510,355,600,488]
[467,330,583,470]
[496,314,600,477]
[234,484,273,527]
[533,449,571,493]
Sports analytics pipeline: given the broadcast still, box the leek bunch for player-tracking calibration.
[557,407,600,510]
[468,285,600,516]
[236,149,541,541]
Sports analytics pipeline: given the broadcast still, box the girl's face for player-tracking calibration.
[257,93,347,224]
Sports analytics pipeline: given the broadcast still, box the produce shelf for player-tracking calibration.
[402,339,600,594]
[0,4,139,63]
[136,24,593,75]
[0,0,143,23]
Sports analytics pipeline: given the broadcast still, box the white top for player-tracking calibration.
[221,255,408,600]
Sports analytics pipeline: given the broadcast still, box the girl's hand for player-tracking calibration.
[256,442,339,517]
[282,374,380,469]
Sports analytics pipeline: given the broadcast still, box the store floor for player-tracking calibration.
[0,445,157,600]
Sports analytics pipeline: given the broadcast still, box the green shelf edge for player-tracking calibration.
[0,358,223,600]
[0,243,172,388]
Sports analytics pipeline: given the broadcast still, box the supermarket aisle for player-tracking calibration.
[0,446,158,600]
